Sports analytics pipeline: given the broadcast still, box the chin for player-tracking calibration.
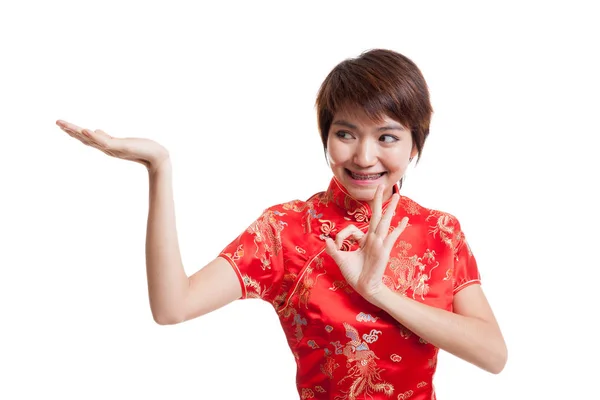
[342,183,379,202]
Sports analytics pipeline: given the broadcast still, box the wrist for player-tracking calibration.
[365,285,394,309]
[148,154,171,176]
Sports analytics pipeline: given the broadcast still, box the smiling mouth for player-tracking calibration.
[347,169,386,180]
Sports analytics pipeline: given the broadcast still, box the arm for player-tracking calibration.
[325,186,507,374]
[145,159,241,325]
[371,284,507,374]
[55,120,241,325]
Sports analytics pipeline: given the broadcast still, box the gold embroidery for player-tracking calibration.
[296,246,307,254]
[321,351,340,379]
[443,268,452,281]
[335,323,394,400]
[314,385,326,393]
[318,188,334,206]
[401,197,421,215]
[301,388,315,399]
[314,256,324,269]
[346,202,369,223]
[242,274,271,299]
[397,390,414,399]
[231,244,244,261]
[340,238,357,251]
[395,242,412,257]
[277,252,327,344]
[298,265,327,309]
[384,248,439,300]
[330,280,347,291]
[247,210,285,270]
[417,381,428,388]
[319,218,336,239]
[426,211,455,249]
[282,200,309,213]
[272,272,297,310]
[390,354,402,362]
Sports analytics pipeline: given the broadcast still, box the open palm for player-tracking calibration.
[56,120,169,171]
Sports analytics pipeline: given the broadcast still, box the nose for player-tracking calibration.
[353,138,377,167]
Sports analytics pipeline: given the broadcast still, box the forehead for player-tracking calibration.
[332,105,404,128]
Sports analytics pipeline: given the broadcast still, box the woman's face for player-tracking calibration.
[326,105,416,208]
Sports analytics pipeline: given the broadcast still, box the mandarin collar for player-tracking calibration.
[324,177,400,224]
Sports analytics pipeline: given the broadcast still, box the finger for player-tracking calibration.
[384,216,409,252]
[324,237,341,264]
[368,185,384,233]
[376,193,400,236]
[58,121,91,144]
[86,129,112,148]
[57,120,85,134]
[335,224,365,249]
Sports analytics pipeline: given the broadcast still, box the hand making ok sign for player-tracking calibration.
[325,185,409,302]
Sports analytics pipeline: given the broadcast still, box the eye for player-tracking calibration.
[379,134,399,143]
[335,130,354,140]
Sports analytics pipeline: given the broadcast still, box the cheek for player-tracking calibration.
[326,141,345,166]
[383,149,411,172]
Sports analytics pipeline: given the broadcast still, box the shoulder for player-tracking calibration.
[399,195,461,225]
[262,189,328,215]
[398,195,467,250]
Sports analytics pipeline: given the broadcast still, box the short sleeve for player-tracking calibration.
[219,208,285,302]
[451,220,481,294]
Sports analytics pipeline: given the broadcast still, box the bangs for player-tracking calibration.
[317,62,411,128]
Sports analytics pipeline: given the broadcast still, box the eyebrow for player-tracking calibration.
[332,119,406,131]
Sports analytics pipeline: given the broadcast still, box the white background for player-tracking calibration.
[1,1,598,399]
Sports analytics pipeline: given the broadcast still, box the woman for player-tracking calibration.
[57,49,507,399]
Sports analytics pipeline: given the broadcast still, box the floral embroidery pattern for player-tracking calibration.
[319,218,336,240]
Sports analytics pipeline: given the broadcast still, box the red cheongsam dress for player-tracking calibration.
[219,177,481,400]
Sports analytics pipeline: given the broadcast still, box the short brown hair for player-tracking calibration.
[315,49,433,162]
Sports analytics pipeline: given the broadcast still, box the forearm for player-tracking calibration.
[145,158,188,324]
[372,288,506,374]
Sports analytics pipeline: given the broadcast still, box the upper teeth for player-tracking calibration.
[351,172,383,180]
